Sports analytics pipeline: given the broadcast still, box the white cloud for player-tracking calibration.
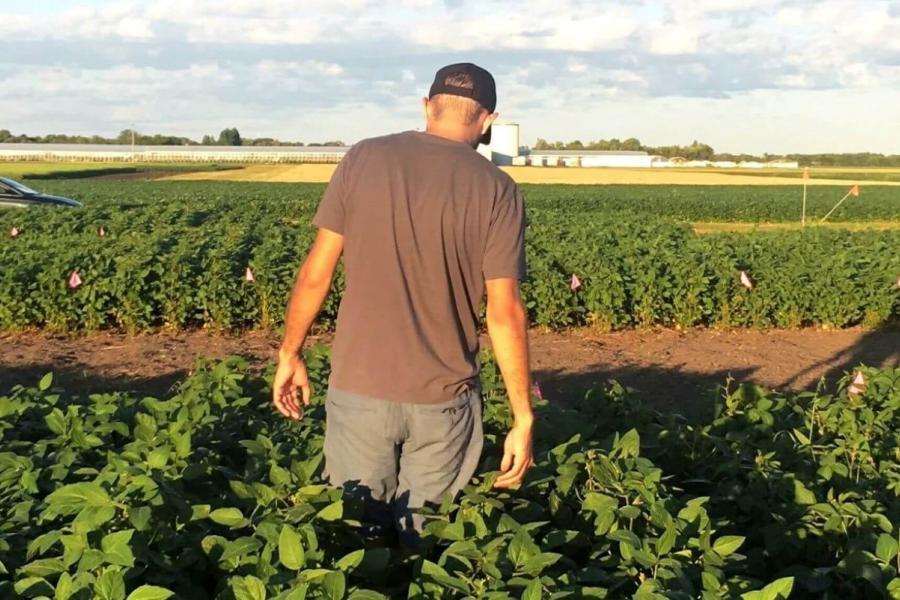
[0,0,898,152]
[645,24,699,55]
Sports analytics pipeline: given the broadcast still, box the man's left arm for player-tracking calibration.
[273,227,344,420]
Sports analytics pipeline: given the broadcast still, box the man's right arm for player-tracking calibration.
[486,277,534,489]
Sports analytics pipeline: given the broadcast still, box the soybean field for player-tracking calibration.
[2,177,900,599]
[1,181,898,333]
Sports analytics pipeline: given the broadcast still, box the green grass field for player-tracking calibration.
[0,162,239,180]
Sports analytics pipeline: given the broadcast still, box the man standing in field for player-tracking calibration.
[272,63,533,543]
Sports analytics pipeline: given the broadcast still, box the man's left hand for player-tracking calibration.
[494,419,534,488]
[272,352,311,420]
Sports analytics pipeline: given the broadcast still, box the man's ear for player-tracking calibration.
[481,111,500,135]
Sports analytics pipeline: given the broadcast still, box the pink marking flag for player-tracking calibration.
[98,226,107,237]
[68,271,83,289]
[245,267,256,282]
[802,168,810,181]
[570,273,582,291]
[848,371,867,396]
[740,271,753,290]
[849,184,860,197]
[532,381,543,400]
[10,227,19,238]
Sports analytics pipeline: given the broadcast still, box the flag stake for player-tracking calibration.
[820,185,859,224]
[801,168,809,226]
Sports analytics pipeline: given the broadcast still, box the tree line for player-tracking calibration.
[0,128,345,148]
[532,138,900,167]
[2,127,896,166]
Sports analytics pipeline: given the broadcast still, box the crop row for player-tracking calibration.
[518,183,900,223]
[1,348,899,597]
[1,182,898,332]
[25,180,900,222]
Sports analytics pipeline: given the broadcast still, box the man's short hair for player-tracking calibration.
[429,72,485,126]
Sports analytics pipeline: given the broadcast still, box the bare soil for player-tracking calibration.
[2,328,896,419]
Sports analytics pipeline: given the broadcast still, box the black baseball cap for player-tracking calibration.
[428,62,496,145]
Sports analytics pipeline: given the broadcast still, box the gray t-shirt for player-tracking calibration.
[313,130,526,404]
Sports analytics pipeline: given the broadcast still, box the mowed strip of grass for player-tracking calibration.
[705,167,900,183]
[692,221,900,234]
[0,162,238,180]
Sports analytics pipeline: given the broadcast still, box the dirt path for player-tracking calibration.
[2,328,896,418]
[166,164,900,186]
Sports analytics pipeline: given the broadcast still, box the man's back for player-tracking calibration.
[313,130,526,404]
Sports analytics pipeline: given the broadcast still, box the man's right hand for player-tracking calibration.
[272,352,311,420]
[495,417,534,488]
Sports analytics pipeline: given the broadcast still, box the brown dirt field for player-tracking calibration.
[2,328,896,420]
[167,164,900,186]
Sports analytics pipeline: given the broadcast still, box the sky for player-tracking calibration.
[1,0,898,154]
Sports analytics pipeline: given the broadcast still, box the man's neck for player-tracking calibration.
[424,123,476,147]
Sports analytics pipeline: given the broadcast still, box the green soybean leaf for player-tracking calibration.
[657,523,677,556]
[321,571,346,600]
[740,576,794,600]
[101,530,135,567]
[279,525,305,570]
[147,447,169,469]
[607,529,642,549]
[508,529,539,569]
[283,586,309,600]
[317,500,343,522]
[39,372,53,391]
[347,591,387,600]
[335,549,364,572]
[125,586,176,600]
[713,535,745,557]
[55,572,74,600]
[618,429,640,458]
[876,534,899,562]
[220,537,263,562]
[45,409,66,435]
[15,577,53,597]
[793,480,816,506]
[522,578,542,600]
[522,552,562,576]
[232,576,266,600]
[46,483,111,513]
[94,569,126,600]
[21,558,66,577]
[209,507,246,527]
[420,561,468,594]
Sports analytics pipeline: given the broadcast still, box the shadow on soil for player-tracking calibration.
[777,327,899,391]
[1,328,897,424]
[0,363,192,399]
[534,326,899,422]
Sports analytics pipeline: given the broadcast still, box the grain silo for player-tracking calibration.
[489,123,519,165]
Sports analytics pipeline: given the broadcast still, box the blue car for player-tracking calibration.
[0,177,81,208]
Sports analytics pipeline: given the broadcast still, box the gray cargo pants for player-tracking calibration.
[322,385,484,544]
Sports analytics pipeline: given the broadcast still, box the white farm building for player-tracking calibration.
[0,143,351,164]
[526,150,654,168]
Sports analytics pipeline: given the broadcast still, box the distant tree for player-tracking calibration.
[116,129,137,144]
[217,128,242,146]
[0,129,12,142]
[201,135,216,145]
[621,137,642,151]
